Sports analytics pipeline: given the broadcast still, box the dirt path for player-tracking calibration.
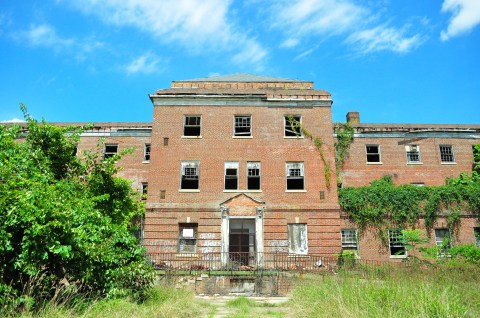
[196,295,290,318]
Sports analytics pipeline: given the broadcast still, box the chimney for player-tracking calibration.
[346,111,360,124]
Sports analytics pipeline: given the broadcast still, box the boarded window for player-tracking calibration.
[286,162,304,190]
[247,162,261,190]
[224,162,239,190]
[284,115,302,137]
[181,161,199,189]
[288,224,308,255]
[184,116,201,136]
[178,223,198,253]
[234,115,251,136]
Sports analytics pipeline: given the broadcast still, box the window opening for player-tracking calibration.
[435,228,452,256]
[286,162,305,190]
[181,161,199,190]
[475,228,480,247]
[284,115,302,137]
[341,229,358,253]
[141,182,148,200]
[247,162,261,190]
[389,229,406,256]
[288,223,308,254]
[224,162,239,190]
[184,116,201,136]
[440,145,455,163]
[229,219,255,266]
[104,144,118,159]
[366,145,381,163]
[178,223,198,253]
[406,145,420,163]
[144,143,151,161]
[234,115,251,136]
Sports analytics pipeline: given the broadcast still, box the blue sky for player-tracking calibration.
[1,0,479,124]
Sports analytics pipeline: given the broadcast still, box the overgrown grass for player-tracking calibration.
[289,264,480,318]
[224,296,286,318]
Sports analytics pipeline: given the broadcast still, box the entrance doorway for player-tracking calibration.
[229,219,255,266]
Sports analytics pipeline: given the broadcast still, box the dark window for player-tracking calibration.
[184,116,201,137]
[160,190,166,200]
[389,229,406,256]
[435,228,452,256]
[181,161,199,190]
[234,116,251,136]
[475,228,480,247]
[284,115,302,137]
[286,162,304,190]
[366,145,381,163]
[178,223,198,253]
[440,145,455,163]
[247,162,261,190]
[144,143,151,161]
[224,162,239,190]
[406,145,421,163]
[104,144,118,159]
[141,182,148,200]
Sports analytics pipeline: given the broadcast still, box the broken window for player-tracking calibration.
[288,224,308,255]
[234,115,251,136]
[439,145,455,163]
[224,162,239,190]
[181,161,199,190]
[286,162,305,190]
[475,228,480,247]
[103,144,118,159]
[141,182,148,200]
[247,162,261,190]
[72,144,78,156]
[183,116,201,137]
[405,145,421,163]
[284,115,302,137]
[178,223,198,253]
[341,229,358,253]
[144,143,151,161]
[388,229,406,256]
[366,145,380,163]
[435,228,452,256]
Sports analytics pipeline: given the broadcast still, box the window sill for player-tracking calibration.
[142,160,150,164]
[407,162,422,165]
[285,190,307,193]
[181,136,202,139]
[232,136,253,139]
[179,189,200,192]
[366,162,383,165]
[389,255,407,259]
[175,253,199,258]
[223,190,262,193]
[441,162,457,165]
[284,136,304,139]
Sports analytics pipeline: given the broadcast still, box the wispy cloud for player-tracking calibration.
[1,118,24,123]
[125,52,163,75]
[441,0,480,41]
[66,0,267,67]
[270,0,426,55]
[19,24,74,50]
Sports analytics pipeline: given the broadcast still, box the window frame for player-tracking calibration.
[178,223,198,254]
[180,161,200,190]
[233,115,252,137]
[224,162,239,190]
[341,229,358,254]
[284,115,303,138]
[141,182,148,200]
[405,145,421,163]
[439,145,455,163]
[247,162,261,190]
[103,144,118,159]
[288,223,308,255]
[286,162,305,191]
[474,228,480,248]
[435,228,452,257]
[366,144,381,163]
[388,229,406,257]
[183,115,202,137]
[144,143,151,162]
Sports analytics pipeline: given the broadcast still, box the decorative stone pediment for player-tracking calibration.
[220,193,265,217]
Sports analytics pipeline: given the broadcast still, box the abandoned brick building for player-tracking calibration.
[70,74,480,263]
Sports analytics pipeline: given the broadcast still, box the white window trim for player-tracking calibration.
[405,145,422,164]
[388,229,407,258]
[180,161,200,191]
[183,115,202,138]
[233,115,252,138]
[366,144,382,164]
[247,161,261,191]
[224,161,239,190]
[143,143,151,163]
[439,145,456,164]
[284,115,303,138]
[286,162,305,191]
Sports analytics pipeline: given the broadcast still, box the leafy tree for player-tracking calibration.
[401,229,429,260]
[0,106,154,311]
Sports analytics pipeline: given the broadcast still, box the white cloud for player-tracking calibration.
[125,52,163,75]
[347,24,424,54]
[441,0,480,41]
[270,0,426,55]
[66,0,267,66]
[20,24,74,50]
[1,118,25,123]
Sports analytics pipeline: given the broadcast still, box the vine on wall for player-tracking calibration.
[334,123,354,182]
